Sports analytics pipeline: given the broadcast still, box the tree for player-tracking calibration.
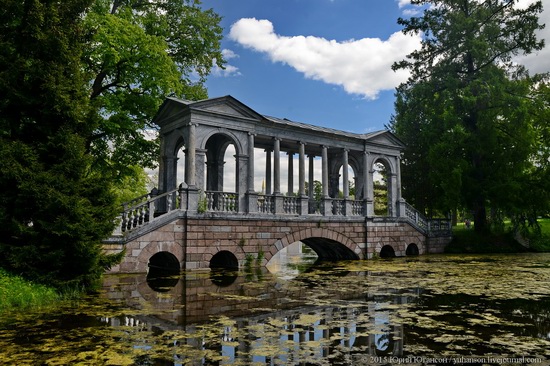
[0,0,121,289]
[391,0,545,232]
[82,0,225,180]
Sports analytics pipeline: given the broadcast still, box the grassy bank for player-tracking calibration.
[0,268,60,312]
[446,218,550,253]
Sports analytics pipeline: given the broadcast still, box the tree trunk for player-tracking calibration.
[473,202,487,233]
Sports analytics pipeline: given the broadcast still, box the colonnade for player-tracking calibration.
[154,96,406,217]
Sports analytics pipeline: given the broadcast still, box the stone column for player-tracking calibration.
[273,138,281,194]
[273,138,283,214]
[265,149,272,195]
[195,149,206,191]
[342,149,349,198]
[247,133,255,193]
[287,152,294,195]
[308,155,314,199]
[247,133,258,213]
[185,123,199,212]
[298,143,306,196]
[298,142,308,215]
[321,145,329,198]
[364,151,374,216]
[185,123,197,187]
[321,145,332,216]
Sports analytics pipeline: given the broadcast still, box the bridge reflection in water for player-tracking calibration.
[101,261,418,365]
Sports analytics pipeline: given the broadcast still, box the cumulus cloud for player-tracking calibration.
[211,48,241,77]
[229,18,422,99]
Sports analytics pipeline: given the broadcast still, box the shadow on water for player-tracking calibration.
[0,253,549,365]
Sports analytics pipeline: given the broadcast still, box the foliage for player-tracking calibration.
[0,268,60,312]
[82,0,225,180]
[446,224,527,253]
[112,165,151,206]
[391,0,547,232]
[0,0,121,290]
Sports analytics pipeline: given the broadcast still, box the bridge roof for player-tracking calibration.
[154,95,405,151]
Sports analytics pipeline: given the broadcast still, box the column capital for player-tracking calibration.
[248,131,256,137]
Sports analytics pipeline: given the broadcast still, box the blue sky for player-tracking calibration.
[200,0,550,134]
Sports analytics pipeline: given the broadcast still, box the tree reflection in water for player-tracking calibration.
[0,254,549,365]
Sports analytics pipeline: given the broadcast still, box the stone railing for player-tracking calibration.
[403,201,428,232]
[351,200,364,216]
[117,188,178,234]
[401,201,451,237]
[332,199,345,216]
[205,191,238,213]
[283,196,299,214]
[257,195,274,213]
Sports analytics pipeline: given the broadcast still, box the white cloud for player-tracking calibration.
[212,49,241,77]
[396,0,411,8]
[229,18,422,99]
[222,48,239,60]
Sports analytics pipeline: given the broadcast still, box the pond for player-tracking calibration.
[1,253,549,365]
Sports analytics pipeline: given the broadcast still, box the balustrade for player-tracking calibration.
[283,196,299,214]
[351,200,364,216]
[117,188,450,238]
[257,195,274,213]
[332,199,345,216]
[119,189,178,233]
[205,191,238,213]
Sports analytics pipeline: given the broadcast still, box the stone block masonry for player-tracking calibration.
[105,213,449,274]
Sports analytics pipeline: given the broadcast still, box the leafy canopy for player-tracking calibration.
[83,0,225,181]
[0,0,121,289]
[391,0,546,232]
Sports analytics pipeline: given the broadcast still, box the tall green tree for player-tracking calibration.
[391,0,545,232]
[82,0,225,180]
[0,0,121,289]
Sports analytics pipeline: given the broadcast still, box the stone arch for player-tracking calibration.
[380,245,396,258]
[406,243,420,256]
[147,251,180,292]
[266,227,363,264]
[210,250,239,270]
[136,241,184,273]
[198,128,245,156]
[198,240,249,270]
[202,130,242,193]
[371,155,395,217]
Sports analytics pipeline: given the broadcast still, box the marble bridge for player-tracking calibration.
[103,96,452,273]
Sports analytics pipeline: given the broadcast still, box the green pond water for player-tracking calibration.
[1,253,549,365]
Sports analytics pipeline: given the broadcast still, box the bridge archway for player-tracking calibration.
[268,228,362,264]
[379,245,396,258]
[210,250,239,270]
[406,243,419,256]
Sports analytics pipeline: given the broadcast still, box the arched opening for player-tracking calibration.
[300,237,358,261]
[337,165,356,199]
[373,160,390,216]
[210,250,239,270]
[379,245,396,258]
[147,251,180,292]
[266,241,319,279]
[176,144,186,187]
[406,243,419,256]
[205,134,238,193]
